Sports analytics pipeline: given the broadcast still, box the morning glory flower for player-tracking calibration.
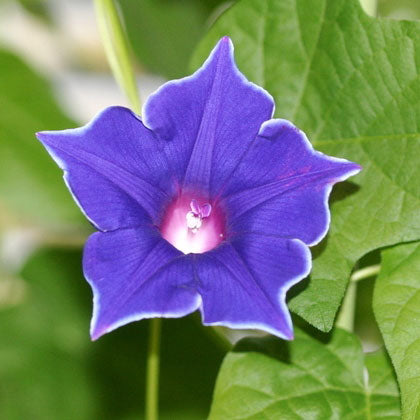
[37,37,361,340]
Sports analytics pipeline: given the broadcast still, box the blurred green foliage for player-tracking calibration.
[0,49,86,233]
[0,249,96,419]
[118,0,229,79]
[16,0,50,22]
[0,248,225,419]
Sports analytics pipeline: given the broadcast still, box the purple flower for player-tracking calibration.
[37,37,360,340]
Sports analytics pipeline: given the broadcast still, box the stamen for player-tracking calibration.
[186,200,212,233]
[186,211,202,232]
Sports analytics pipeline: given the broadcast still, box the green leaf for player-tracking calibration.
[0,248,226,419]
[192,0,420,331]
[209,328,400,419]
[93,313,226,420]
[16,0,51,23]
[373,241,420,419]
[0,49,87,233]
[0,249,96,419]
[118,0,226,78]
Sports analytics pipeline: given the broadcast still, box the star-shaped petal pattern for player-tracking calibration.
[37,37,360,340]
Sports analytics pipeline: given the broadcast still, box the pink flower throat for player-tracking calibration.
[160,195,225,254]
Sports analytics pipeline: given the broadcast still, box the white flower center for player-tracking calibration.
[185,199,212,233]
[160,195,224,254]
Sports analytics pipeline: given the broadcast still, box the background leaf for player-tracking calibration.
[118,0,227,79]
[15,0,51,23]
[192,0,420,331]
[209,328,400,419]
[373,241,420,419]
[0,49,87,234]
[0,248,226,419]
[0,249,96,420]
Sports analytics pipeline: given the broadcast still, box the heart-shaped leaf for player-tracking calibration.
[192,0,420,331]
[374,241,420,419]
[209,328,400,419]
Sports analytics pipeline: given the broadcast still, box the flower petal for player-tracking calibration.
[222,120,361,245]
[143,37,274,197]
[84,227,200,340]
[194,235,311,340]
[37,107,172,231]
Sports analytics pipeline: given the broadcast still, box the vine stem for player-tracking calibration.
[360,0,378,17]
[336,264,381,331]
[146,319,161,420]
[94,0,141,114]
[93,1,159,418]
[336,280,357,332]
[351,264,380,282]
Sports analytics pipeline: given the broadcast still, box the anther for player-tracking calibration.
[186,200,212,233]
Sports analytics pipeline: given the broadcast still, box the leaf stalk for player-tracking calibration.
[336,264,381,331]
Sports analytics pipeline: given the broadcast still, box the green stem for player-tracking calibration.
[360,0,378,17]
[210,326,233,352]
[350,264,380,283]
[336,264,381,332]
[146,318,161,420]
[336,280,357,332]
[94,0,141,113]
